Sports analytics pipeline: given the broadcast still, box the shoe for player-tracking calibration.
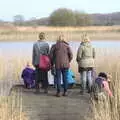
[44,89,48,94]
[56,93,61,97]
[62,92,68,96]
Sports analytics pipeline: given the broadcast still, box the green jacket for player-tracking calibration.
[76,42,95,68]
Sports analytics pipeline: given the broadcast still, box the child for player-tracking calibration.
[21,63,35,89]
[92,72,113,100]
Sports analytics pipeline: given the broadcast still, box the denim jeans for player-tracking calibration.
[80,70,93,92]
[56,68,68,93]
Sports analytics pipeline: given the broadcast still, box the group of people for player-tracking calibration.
[21,32,113,99]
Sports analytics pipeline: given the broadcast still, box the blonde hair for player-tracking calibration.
[81,33,90,43]
[57,34,65,42]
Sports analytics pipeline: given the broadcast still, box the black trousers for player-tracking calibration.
[35,66,48,89]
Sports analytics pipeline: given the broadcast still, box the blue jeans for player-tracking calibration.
[80,70,93,92]
[56,68,68,93]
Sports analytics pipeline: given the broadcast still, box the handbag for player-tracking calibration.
[37,42,51,71]
[39,55,51,71]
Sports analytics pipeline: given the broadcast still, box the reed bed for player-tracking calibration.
[92,62,120,120]
[0,45,120,120]
[0,26,120,41]
[0,95,28,120]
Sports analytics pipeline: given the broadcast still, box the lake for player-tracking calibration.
[0,40,120,85]
[0,41,120,57]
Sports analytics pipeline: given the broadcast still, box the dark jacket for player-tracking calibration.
[50,41,73,69]
[21,67,35,87]
[50,44,56,66]
[32,40,49,67]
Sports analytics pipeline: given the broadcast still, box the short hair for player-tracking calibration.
[98,72,107,79]
[39,32,45,40]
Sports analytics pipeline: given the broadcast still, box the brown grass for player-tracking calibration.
[0,26,120,41]
[0,95,28,120]
[0,45,120,120]
[92,62,120,120]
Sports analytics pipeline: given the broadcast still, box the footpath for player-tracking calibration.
[10,85,92,120]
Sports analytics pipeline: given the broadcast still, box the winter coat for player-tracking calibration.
[50,41,73,69]
[76,42,95,69]
[32,40,49,67]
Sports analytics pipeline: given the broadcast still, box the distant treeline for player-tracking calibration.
[1,8,120,26]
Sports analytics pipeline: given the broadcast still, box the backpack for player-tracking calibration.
[91,77,105,100]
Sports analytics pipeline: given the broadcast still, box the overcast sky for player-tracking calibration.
[0,0,120,21]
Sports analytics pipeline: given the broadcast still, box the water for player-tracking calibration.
[0,41,120,57]
[0,40,120,86]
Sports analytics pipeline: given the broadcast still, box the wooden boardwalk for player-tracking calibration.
[10,85,92,120]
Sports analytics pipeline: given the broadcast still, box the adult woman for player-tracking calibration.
[50,34,73,97]
[76,34,95,94]
[32,32,49,93]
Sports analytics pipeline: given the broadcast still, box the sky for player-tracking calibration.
[0,0,120,21]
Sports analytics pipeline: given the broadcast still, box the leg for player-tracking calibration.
[38,69,49,93]
[56,69,62,95]
[54,74,57,88]
[35,67,40,93]
[80,71,87,94]
[87,70,93,93]
[62,68,68,96]
[42,71,49,93]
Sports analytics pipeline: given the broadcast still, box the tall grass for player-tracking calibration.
[0,95,28,120]
[92,62,120,120]
[0,57,30,120]
[0,45,120,120]
[0,26,120,41]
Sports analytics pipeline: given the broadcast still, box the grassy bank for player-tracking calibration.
[0,26,120,41]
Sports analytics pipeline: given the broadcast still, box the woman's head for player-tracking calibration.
[39,32,45,40]
[57,34,65,42]
[81,33,90,43]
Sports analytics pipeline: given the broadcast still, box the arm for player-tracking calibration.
[46,43,50,55]
[32,44,36,67]
[103,81,113,97]
[68,46,73,62]
[93,47,95,58]
[50,45,55,66]
[76,46,82,62]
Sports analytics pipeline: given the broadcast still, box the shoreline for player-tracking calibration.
[0,26,120,41]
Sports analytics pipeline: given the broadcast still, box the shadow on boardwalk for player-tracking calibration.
[10,85,92,120]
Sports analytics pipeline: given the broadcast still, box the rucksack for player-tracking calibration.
[91,77,105,100]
